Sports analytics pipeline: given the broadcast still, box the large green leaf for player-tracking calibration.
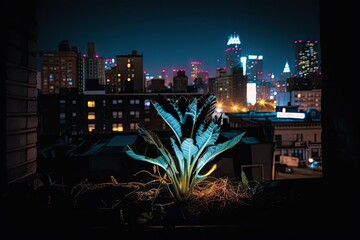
[195,121,220,150]
[197,93,216,120]
[170,137,184,174]
[181,138,199,163]
[124,145,169,172]
[152,100,182,143]
[194,94,216,134]
[195,132,245,174]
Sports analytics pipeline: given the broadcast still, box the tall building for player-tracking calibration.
[209,67,247,111]
[173,70,188,92]
[84,42,105,85]
[40,40,83,94]
[225,33,242,75]
[116,50,144,93]
[294,40,320,78]
[190,61,202,85]
[246,55,263,83]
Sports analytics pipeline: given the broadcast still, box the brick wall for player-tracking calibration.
[2,0,38,187]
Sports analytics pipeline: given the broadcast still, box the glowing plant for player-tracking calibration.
[125,93,245,202]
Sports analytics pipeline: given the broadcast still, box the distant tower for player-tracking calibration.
[84,42,105,85]
[190,61,202,85]
[225,33,242,75]
[116,50,144,93]
[280,60,292,81]
[173,70,188,92]
[277,61,292,94]
[246,55,263,83]
[294,40,320,78]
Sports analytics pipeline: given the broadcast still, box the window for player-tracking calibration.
[112,111,123,119]
[112,99,123,105]
[72,100,76,104]
[72,112,76,117]
[144,118,150,122]
[88,112,95,120]
[112,123,123,132]
[88,101,95,107]
[88,124,95,132]
[59,113,66,124]
[103,100,106,107]
[296,134,303,142]
[130,99,135,104]
[130,123,138,130]
[130,111,140,118]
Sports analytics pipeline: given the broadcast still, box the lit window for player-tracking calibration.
[127,63,131,68]
[72,112,76,117]
[88,124,95,132]
[135,99,140,104]
[117,73,121,77]
[72,100,76,104]
[88,101,95,107]
[130,123,138,130]
[127,78,131,81]
[88,112,95,120]
[130,100,135,104]
[112,123,123,132]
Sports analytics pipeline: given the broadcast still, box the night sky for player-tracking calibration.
[37,0,320,78]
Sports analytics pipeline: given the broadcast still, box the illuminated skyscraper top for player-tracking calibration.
[227,34,241,46]
[225,33,242,75]
[283,60,291,73]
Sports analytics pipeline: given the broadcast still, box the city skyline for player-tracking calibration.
[37,0,320,78]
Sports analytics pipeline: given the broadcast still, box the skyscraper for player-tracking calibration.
[294,40,320,78]
[246,55,263,83]
[225,33,242,75]
[84,42,105,85]
[116,50,144,93]
[190,61,202,85]
[173,70,188,92]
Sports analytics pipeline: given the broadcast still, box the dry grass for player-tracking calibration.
[71,170,252,221]
[185,177,251,215]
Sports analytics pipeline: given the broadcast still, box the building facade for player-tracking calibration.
[227,110,322,170]
[116,50,144,93]
[209,67,247,111]
[40,42,83,94]
[38,91,203,138]
[294,40,321,78]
